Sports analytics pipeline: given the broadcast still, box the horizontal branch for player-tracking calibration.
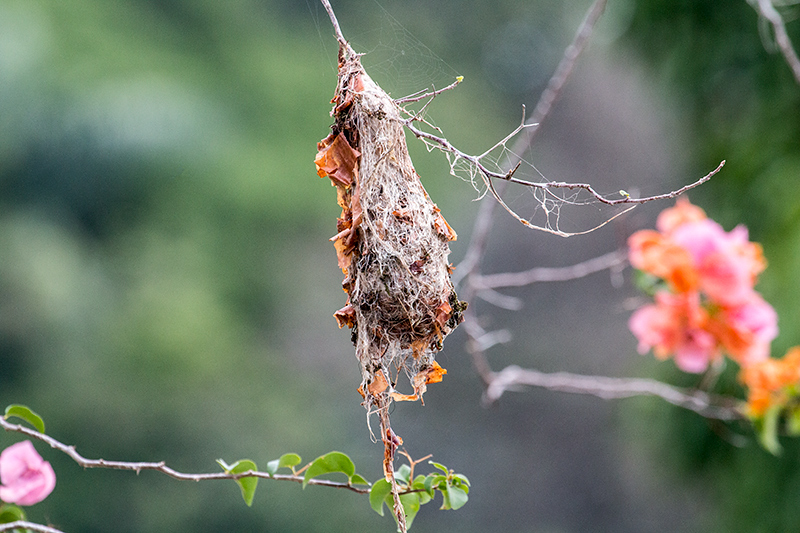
[471,249,626,290]
[0,522,65,533]
[0,417,369,494]
[484,365,744,420]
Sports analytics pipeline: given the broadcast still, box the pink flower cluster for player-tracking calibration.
[628,198,778,373]
[0,440,56,506]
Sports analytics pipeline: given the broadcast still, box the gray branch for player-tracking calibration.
[485,365,744,420]
[0,522,66,533]
[753,0,800,85]
[471,250,626,290]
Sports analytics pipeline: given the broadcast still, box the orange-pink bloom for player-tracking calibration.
[671,220,766,306]
[656,197,707,234]
[740,347,800,417]
[629,291,719,373]
[628,198,776,373]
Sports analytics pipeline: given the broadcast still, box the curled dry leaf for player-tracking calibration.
[315,132,360,188]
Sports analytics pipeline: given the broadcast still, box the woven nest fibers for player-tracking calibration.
[315,48,466,406]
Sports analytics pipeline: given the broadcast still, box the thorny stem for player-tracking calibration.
[0,416,369,494]
[447,0,733,418]
[404,113,724,230]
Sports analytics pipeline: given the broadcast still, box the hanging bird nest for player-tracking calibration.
[315,45,466,411]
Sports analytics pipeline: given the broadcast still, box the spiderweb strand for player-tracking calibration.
[404,112,725,235]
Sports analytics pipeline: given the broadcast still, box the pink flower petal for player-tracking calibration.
[0,440,56,506]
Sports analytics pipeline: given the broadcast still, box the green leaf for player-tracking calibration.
[350,473,370,486]
[0,503,26,524]
[369,479,392,515]
[446,485,469,510]
[453,474,471,487]
[218,459,259,506]
[424,474,446,495]
[417,490,432,506]
[787,406,800,436]
[4,405,45,434]
[395,464,411,485]
[756,405,782,455]
[428,460,449,475]
[399,491,421,529]
[633,270,663,296]
[278,453,301,468]
[266,453,301,476]
[303,451,355,488]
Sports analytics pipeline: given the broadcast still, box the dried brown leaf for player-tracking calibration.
[315,132,360,188]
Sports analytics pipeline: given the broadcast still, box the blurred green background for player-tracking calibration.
[1,0,799,531]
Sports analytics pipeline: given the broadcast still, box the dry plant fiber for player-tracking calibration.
[315,45,466,410]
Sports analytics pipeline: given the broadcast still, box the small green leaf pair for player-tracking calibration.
[369,460,470,530]
[302,451,369,488]
[370,478,423,529]
[266,453,301,476]
[4,404,46,434]
[216,459,259,506]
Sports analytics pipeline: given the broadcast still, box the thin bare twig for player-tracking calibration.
[319,0,349,51]
[0,417,369,494]
[484,366,745,420]
[455,0,609,282]
[404,115,724,218]
[457,0,613,386]
[396,77,464,104]
[471,249,626,290]
[753,0,800,85]
[0,522,65,533]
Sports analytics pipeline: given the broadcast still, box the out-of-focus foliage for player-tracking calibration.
[621,2,800,532]
[1,0,799,532]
